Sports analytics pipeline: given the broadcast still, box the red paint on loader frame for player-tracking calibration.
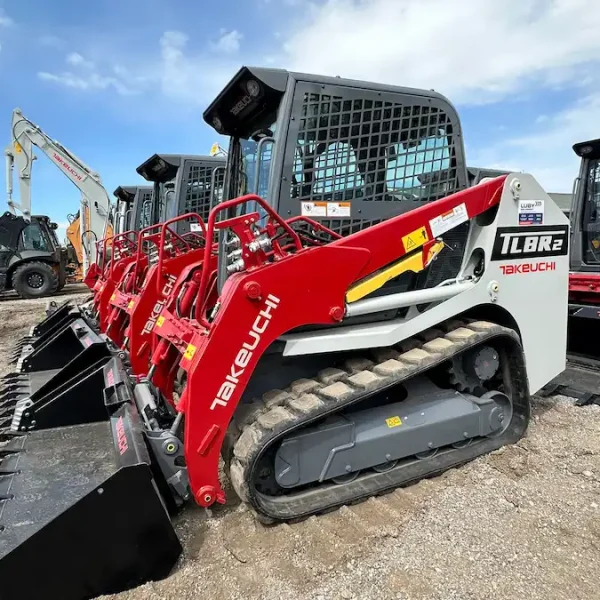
[148,176,506,508]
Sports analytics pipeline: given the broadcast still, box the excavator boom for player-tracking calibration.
[7,108,112,275]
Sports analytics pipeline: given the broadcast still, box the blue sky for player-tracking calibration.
[1,0,599,240]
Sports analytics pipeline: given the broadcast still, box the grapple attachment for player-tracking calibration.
[0,394,181,600]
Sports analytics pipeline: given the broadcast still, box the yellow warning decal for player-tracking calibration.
[156,315,165,328]
[110,293,116,301]
[401,226,429,252]
[184,343,197,360]
[386,416,402,428]
[127,300,135,310]
[14,142,22,154]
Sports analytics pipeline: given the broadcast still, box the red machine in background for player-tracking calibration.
[543,138,600,405]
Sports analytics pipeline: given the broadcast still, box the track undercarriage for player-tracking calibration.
[223,319,528,522]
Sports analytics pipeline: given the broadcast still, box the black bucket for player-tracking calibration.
[8,300,80,365]
[0,320,114,433]
[0,402,182,600]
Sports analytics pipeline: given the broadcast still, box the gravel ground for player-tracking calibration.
[1,288,599,600]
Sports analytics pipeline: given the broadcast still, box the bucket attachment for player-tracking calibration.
[9,300,80,365]
[0,404,182,600]
[10,317,106,374]
[0,320,113,432]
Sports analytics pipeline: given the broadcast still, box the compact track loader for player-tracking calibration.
[0,68,569,600]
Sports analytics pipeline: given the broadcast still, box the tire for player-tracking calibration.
[12,261,59,299]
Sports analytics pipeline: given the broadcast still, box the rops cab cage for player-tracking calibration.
[203,66,470,290]
[136,154,227,233]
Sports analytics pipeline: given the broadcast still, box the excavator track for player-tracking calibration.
[224,320,529,523]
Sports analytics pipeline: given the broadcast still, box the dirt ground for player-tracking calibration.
[1,286,599,600]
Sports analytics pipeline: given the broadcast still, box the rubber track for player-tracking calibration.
[224,320,529,523]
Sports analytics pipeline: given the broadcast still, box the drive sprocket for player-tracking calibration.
[448,344,500,394]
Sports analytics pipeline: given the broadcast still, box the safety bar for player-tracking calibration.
[108,231,138,278]
[197,194,302,328]
[157,213,206,295]
[131,222,163,291]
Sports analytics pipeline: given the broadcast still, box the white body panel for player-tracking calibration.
[281,174,569,395]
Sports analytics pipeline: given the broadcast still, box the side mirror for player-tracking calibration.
[50,222,58,230]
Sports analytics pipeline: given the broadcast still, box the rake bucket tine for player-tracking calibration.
[0,397,20,410]
[0,386,22,396]
[0,403,19,418]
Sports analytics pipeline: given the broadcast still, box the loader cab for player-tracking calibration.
[204,66,470,289]
[112,186,139,233]
[569,138,600,272]
[136,154,226,233]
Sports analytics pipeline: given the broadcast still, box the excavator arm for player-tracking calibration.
[4,120,33,221]
[7,108,112,274]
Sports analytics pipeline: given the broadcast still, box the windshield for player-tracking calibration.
[240,132,275,198]
[162,182,178,221]
[20,222,50,252]
[49,226,60,248]
[228,121,277,208]
[583,158,600,264]
[234,124,276,221]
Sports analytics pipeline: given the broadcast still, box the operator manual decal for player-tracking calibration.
[491,225,568,260]
[517,199,544,226]
[429,203,468,237]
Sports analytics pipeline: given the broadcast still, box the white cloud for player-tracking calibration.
[37,30,240,107]
[0,9,13,27]
[0,8,13,52]
[470,93,600,192]
[66,52,95,69]
[211,29,243,54]
[38,71,138,96]
[157,30,236,104]
[280,0,600,105]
